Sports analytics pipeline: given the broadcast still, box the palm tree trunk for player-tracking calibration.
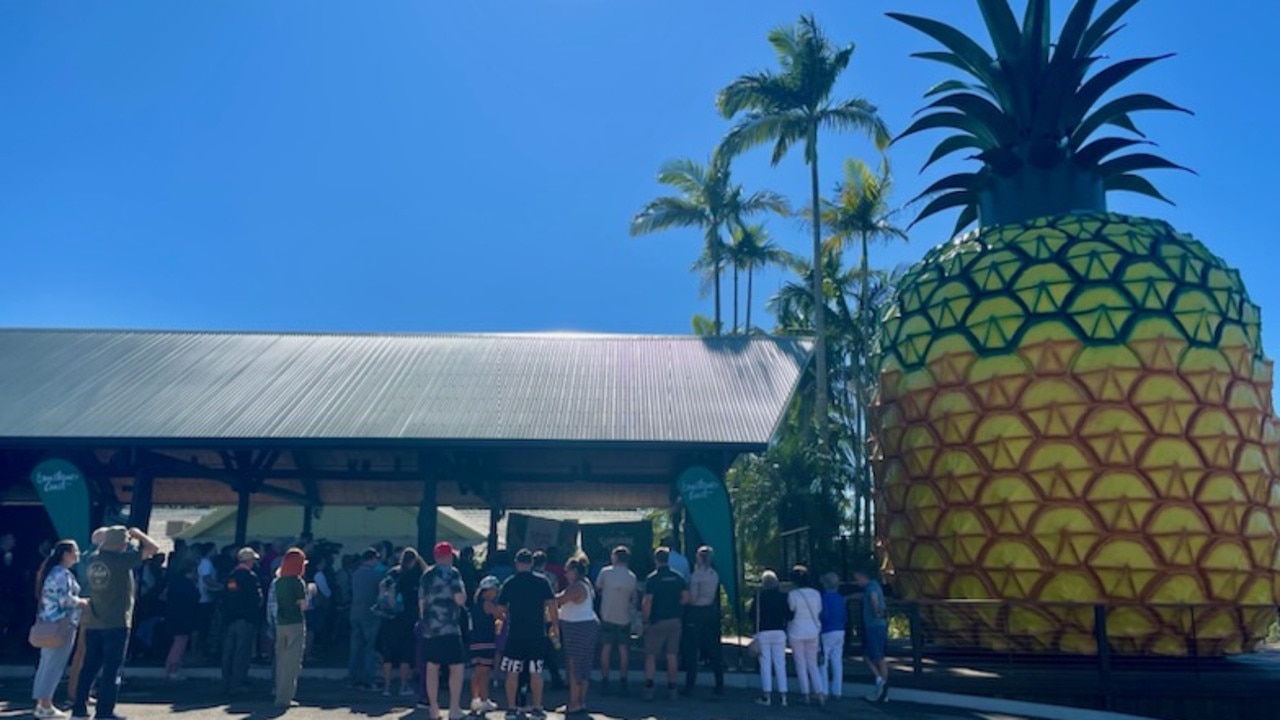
[733,265,740,334]
[746,266,755,333]
[859,229,873,544]
[809,127,829,446]
[712,236,723,335]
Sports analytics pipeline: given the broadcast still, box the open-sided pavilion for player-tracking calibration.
[0,329,811,557]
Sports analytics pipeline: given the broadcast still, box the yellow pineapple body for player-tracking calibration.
[877,212,1280,655]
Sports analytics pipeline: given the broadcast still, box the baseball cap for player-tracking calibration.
[101,526,128,552]
[237,547,260,562]
[479,575,501,591]
[433,541,455,558]
[514,548,534,565]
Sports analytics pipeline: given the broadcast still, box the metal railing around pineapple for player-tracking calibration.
[879,599,1279,686]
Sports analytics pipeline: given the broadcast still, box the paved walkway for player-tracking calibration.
[0,677,1030,720]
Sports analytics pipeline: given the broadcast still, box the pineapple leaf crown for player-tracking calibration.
[889,0,1194,235]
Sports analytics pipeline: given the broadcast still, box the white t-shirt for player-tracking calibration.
[787,587,823,640]
[197,557,216,604]
[595,564,637,626]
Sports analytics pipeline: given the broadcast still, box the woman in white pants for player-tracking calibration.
[819,572,847,699]
[750,571,791,707]
[787,565,826,706]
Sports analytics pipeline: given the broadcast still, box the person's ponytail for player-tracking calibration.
[34,541,78,604]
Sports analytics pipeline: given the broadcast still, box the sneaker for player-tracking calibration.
[399,684,417,697]
[877,683,890,703]
[780,695,788,707]
[503,711,520,720]
[34,707,69,719]
[482,700,499,712]
[755,695,771,707]
[448,711,467,720]
[527,709,546,720]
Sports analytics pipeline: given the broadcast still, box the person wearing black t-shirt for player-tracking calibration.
[497,549,558,720]
[641,547,689,701]
[221,547,263,695]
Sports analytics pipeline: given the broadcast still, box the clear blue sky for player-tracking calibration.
[2,1,1277,359]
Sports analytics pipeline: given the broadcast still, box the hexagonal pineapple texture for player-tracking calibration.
[877,213,1280,656]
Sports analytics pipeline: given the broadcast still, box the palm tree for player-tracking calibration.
[630,156,788,334]
[819,158,908,538]
[821,158,909,327]
[718,14,890,438]
[728,224,792,333]
[770,248,897,547]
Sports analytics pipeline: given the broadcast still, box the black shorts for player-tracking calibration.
[500,634,550,675]
[422,634,465,666]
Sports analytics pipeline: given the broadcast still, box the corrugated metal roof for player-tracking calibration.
[0,329,811,447]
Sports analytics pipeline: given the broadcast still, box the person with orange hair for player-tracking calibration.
[272,548,308,708]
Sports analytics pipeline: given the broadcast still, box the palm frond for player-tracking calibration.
[629,197,707,236]
[820,98,892,151]
[719,110,809,165]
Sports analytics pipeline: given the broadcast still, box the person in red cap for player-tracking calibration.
[419,542,467,720]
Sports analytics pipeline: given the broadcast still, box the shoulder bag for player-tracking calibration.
[28,614,74,649]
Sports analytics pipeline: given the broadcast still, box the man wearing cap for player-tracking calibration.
[419,542,467,720]
[497,549,558,720]
[221,547,264,695]
[70,525,159,720]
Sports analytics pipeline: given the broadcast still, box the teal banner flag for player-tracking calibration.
[30,459,91,550]
[676,466,739,611]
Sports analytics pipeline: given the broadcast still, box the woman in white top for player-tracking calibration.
[787,565,827,706]
[555,556,600,715]
[31,540,89,719]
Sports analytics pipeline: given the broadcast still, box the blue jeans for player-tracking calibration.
[32,634,76,701]
[348,614,381,684]
[72,627,129,718]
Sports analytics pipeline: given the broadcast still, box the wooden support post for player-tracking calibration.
[235,485,251,546]
[129,469,154,535]
[417,452,438,553]
[487,503,502,558]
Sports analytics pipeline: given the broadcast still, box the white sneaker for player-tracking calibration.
[482,700,499,712]
[34,707,69,719]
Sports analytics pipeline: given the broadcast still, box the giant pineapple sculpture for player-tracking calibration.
[877,0,1279,655]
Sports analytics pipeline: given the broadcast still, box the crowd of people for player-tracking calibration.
[11,525,892,719]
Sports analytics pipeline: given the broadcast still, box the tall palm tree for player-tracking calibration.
[770,248,896,546]
[630,156,788,334]
[728,224,792,333]
[718,14,890,439]
[819,158,908,544]
[820,158,909,349]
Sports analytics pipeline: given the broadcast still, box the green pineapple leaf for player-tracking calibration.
[922,135,987,171]
[1098,153,1195,179]
[1104,173,1174,203]
[1072,94,1193,149]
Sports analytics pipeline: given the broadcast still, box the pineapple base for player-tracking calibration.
[877,213,1280,656]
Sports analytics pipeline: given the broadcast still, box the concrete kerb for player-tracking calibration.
[0,665,1156,720]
